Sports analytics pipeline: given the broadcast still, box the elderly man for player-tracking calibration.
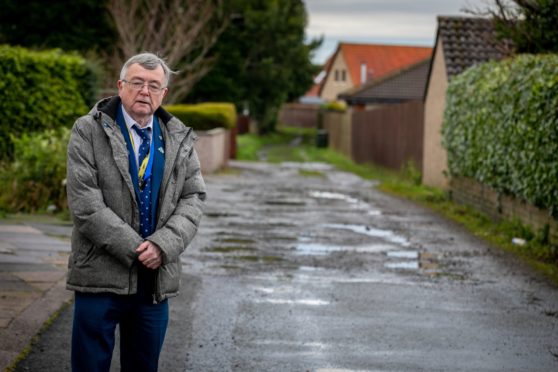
[66,52,206,372]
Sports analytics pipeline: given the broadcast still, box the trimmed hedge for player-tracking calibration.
[164,103,237,131]
[0,45,97,158]
[442,54,558,216]
[320,101,347,112]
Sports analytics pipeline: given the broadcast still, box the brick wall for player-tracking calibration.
[195,128,228,174]
[450,177,558,243]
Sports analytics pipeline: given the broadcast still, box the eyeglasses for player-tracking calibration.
[122,79,166,94]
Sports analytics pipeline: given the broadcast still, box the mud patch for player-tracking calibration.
[233,255,284,263]
[299,169,325,178]
[204,246,257,253]
[216,237,257,245]
[205,212,239,218]
[264,199,306,206]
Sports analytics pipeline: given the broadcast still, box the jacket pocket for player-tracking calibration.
[158,260,181,295]
[73,241,96,267]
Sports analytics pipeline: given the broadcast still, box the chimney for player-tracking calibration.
[360,63,367,84]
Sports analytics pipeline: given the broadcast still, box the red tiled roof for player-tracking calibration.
[339,43,432,87]
[305,83,321,97]
[304,54,334,97]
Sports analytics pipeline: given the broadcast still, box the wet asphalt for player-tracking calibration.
[15,160,558,371]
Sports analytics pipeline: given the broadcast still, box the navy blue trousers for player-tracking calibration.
[71,292,169,372]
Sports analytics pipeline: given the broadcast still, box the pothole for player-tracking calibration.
[324,223,410,247]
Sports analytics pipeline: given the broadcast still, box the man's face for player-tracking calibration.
[117,63,168,123]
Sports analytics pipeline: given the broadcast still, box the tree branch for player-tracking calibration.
[105,0,229,102]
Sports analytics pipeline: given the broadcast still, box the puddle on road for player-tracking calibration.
[247,339,329,351]
[252,298,329,306]
[309,190,381,214]
[309,191,363,205]
[296,242,397,256]
[384,250,440,274]
[384,261,420,270]
[387,250,418,259]
[324,223,410,247]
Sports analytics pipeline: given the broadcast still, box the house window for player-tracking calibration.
[341,70,346,81]
[334,69,339,81]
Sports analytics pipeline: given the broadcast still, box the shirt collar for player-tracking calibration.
[121,105,153,132]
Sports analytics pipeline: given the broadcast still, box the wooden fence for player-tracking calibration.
[278,103,320,128]
[352,101,424,171]
[324,101,424,172]
[323,111,352,158]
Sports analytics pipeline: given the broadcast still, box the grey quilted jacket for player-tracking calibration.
[66,96,206,303]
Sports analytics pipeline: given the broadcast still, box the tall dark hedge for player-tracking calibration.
[0,45,97,158]
[442,54,558,216]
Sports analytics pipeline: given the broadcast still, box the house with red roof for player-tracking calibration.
[316,42,432,102]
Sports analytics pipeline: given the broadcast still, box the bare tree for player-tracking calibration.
[463,0,558,54]
[107,0,229,103]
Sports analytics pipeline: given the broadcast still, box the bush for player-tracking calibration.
[442,54,558,216]
[320,101,347,112]
[164,103,237,131]
[0,45,97,158]
[0,127,70,213]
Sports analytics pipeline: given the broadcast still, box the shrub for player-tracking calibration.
[320,101,347,112]
[0,127,70,213]
[164,103,237,131]
[442,54,558,216]
[0,45,97,158]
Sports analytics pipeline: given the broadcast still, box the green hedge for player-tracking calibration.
[0,45,97,158]
[442,54,558,216]
[320,101,347,112]
[0,127,70,212]
[164,103,237,131]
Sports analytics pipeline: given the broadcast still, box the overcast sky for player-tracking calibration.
[304,0,490,63]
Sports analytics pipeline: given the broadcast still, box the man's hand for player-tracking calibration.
[136,240,163,269]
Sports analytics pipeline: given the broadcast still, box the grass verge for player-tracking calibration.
[237,127,558,285]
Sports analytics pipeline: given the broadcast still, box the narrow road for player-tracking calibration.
[17,160,558,371]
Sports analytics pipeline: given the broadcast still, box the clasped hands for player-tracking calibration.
[136,240,163,269]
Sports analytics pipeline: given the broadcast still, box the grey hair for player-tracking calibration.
[119,52,177,87]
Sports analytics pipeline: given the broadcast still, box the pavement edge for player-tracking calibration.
[0,275,72,371]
